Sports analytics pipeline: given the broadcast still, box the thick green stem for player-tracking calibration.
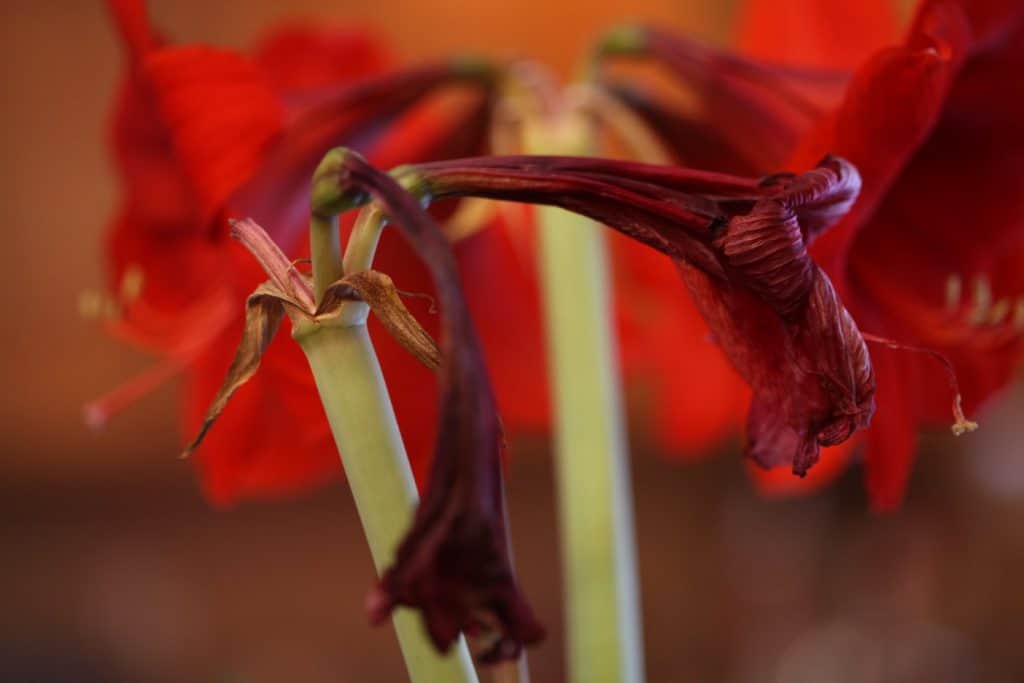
[296,322,478,683]
[526,115,645,683]
[311,213,344,302]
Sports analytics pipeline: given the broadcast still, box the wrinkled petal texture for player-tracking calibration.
[682,159,874,476]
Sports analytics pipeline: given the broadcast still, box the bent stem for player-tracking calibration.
[524,113,644,682]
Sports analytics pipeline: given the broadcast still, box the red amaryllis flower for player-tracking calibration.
[97,0,547,504]
[395,153,874,475]
[598,0,1024,508]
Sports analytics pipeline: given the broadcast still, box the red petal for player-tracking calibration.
[140,45,285,223]
[107,0,157,59]
[862,345,919,512]
[251,25,390,96]
[736,0,901,70]
[184,318,341,507]
[796,1,970,281]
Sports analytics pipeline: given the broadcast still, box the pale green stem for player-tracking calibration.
[296,323,477,683]
[303,206,478,683]
[311,213,344,302]
[526,116,645,683]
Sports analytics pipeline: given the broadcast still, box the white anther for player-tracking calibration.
[944,273,962,311]
[988,298,1011,326]
[968,275,993,325]
[119,264,145,303]
[78,290,103,319]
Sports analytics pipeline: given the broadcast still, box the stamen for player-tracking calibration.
[944,273,962,311]
[863,332,979,436]
[119,264,145,304]
[968,275,992,325]
[83,355,189,430]
[78,290,107,319]
[988,298,1011,326]
[951,394,979,436]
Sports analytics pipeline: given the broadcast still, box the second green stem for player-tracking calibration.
[527,117,645,683]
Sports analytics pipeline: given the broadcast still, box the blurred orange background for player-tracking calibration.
[3,1,1023,681]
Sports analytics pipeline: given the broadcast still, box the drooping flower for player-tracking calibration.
[394,153,874,475]
[97,0,548,504]
[597,0,1024,508]
[186,147,545,662]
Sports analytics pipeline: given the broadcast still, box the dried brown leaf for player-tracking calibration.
[318,270,441,371]
[181,283,287,458]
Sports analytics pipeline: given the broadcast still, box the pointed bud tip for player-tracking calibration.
[311,147,368,217]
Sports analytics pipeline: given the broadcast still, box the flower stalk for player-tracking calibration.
[295,319,478,683]
[523,112,645,683]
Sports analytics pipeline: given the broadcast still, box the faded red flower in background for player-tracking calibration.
[601,0,1024,508]
[99,0,547,505]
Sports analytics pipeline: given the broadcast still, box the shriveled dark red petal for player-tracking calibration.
[319,151,543,661]
[408,153,872,474]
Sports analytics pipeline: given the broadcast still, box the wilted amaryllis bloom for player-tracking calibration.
[598,0,1024,508]
[97,0,547,504]
[392,153,874,476]
[188,148,545,662]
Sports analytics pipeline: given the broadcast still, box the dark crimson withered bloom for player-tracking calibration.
[394,153,874,475]
[97,0,547,504]
[188,148,545,662]
[597,0,1024,508]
